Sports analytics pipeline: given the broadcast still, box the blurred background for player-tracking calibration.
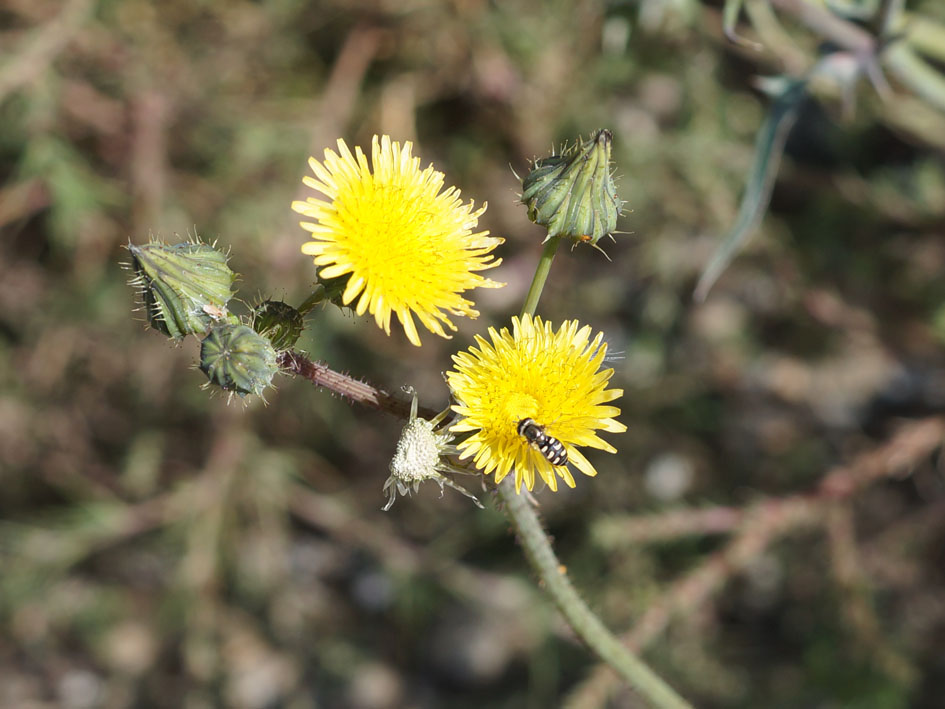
[2,0,945,707]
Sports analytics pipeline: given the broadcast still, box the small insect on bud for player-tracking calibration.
[127,238,237,339]
[199,323,279,399]
[252,300,305,350]
[521,129,624,247]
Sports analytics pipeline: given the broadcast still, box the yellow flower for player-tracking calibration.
[291,135,504,346]
[446,314,626,492]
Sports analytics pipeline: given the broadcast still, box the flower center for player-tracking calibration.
[501,393,539,432]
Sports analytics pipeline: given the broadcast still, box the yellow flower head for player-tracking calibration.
[446,314,626,492]
[292,135,504,346]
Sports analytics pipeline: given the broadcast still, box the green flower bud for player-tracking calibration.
[252,299,304,350]
[128,239,237,339]
[199,324,278,398]
[521,129,623,246]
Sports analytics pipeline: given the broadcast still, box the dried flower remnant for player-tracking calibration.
[384,387,484,510]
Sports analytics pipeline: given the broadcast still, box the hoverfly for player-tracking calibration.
[517,418,568,466]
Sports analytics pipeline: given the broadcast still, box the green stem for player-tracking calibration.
[506,234,692,707]
[296,285,327,316]
[520,236,562,317]
[498,479,692,708]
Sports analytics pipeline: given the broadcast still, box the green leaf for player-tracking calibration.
[694,77,807,302]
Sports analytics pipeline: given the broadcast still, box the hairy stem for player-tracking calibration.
[277,351,437,420]
[498,479,692,708]
[506,235,692,707]
[295,286,327,316]
[283,234,690,705]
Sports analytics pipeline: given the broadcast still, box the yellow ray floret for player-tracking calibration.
[292,135,504,346]
[446,314,626,492]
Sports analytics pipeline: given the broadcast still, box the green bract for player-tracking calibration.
[521,129,623,246]
[199,324,279,398]
[128,239,237,339]
[252,299,305,350]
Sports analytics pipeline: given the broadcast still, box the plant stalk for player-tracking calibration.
[520,236,562,317]
[498,479,692,708]
[505,235,692,708]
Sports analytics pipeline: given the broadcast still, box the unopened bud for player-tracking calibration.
[199,324,278,398]
[128,239,237,339]
[521,129,623,246]
[252,300,304,350]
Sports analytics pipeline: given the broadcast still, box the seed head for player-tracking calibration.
[383,387,484,510]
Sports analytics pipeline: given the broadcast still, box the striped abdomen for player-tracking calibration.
[517,418,568,466]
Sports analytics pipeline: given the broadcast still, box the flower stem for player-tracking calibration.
[498,479,691,708]
[509,234,692,707]
[277,351,437,420]
[280,334,689,704]
[296,286,327,316]
[520,236,562,317]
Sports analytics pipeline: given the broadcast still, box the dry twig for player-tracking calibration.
[566,417,945,708]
